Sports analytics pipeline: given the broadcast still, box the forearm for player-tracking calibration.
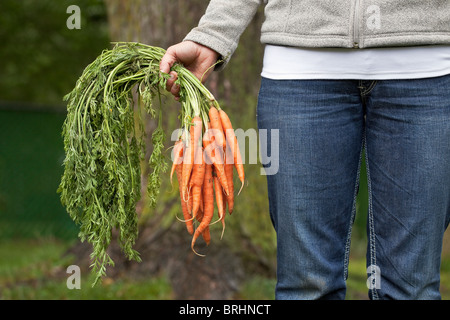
[183,0,262,69]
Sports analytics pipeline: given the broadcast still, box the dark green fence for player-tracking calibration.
[0,104,78,240]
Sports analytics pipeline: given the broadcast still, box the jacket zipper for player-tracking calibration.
[353,0,361,48]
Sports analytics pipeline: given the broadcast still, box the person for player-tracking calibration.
[160,0,450,300]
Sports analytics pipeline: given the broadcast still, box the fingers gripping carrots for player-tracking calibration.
[173,107,245,256]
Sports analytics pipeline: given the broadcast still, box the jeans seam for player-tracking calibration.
[343,136,364,281]
[358,80,378,96]
[364,133,379,300]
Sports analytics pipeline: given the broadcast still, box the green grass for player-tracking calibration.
[0,238,449,300]
[440,255,450,299]
[0,238,173,300]
[236,276,276,300]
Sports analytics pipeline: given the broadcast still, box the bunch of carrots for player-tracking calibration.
[171,106,244,256]
[60,42,245,283]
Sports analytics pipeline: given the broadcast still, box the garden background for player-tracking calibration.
[0,0,449,300]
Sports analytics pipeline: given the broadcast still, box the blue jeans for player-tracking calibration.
[256,75,450,300]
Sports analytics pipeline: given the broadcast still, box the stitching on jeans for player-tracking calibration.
[359,80,378,96]
[364,133,379,300]
[365,80,378,95]
[343,136,364,281]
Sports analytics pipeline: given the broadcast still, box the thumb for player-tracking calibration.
[159,47,178,74]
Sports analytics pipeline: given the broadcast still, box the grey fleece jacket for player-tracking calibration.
[184,0,450,67]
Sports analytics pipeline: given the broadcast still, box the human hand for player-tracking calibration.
[159,41,220,98]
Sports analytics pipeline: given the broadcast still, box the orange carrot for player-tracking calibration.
[202,226,211,245]
[213,172,226,239]
[195,203,204,222]
[182,116,202,200]
[211,145,229,195]
[202,123,212,163]
[190,146,205,187]
[219,109,244,194]
[194,192,209,245]
[202,126,229,196]
[176,163,193,235]
[224,145,234,214]
[170,139,184,185]
[190,185,202,217]
[191,116,203,157]
[182,143,194,201]
[191,163,214,255]
[222,188,228,220]
[190,144,205,217]
[181,126,193,200]
[208,106,226,149]
[199,186,204,214]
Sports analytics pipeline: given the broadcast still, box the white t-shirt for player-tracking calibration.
[261,45,450,80]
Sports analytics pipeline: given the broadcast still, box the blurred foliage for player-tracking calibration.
[0,110,77,240]
[0,0,110,106]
